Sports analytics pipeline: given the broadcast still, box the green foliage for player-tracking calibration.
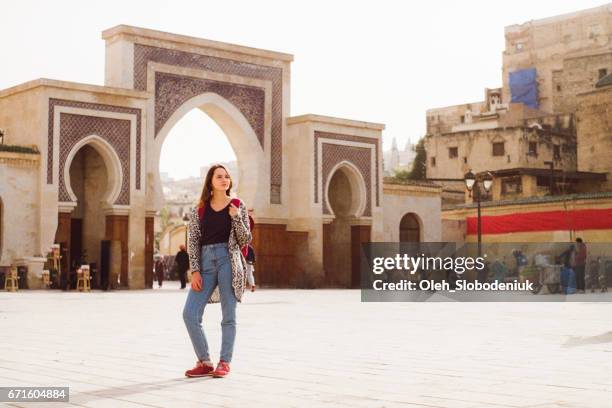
[393,138,426,180]
[409,138,427,180]
[393,169,412,181]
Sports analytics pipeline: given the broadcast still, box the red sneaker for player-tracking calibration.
[212,360,230,378]
[185,360,214,377]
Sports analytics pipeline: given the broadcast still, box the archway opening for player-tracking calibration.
[152,91,266,288]
[323,165,368,288]
[400,213,421,242]
[157,108,238,281]
[67,144,109,289]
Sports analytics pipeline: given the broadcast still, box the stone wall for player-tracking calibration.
[502,4,612,113]
[0,151,45,287]
[425,127,576,180]
[381,182,442,242]
[553,52,612,114]
[576,86,612,190]
[159,225,186,256]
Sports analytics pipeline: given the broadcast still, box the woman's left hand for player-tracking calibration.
[229,203,239,218]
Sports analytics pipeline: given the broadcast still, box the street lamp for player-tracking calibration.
[182,210,190,248]
[464,170,494,257]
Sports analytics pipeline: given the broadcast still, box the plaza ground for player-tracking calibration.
[0,282,611,408]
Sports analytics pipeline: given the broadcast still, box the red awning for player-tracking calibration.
[467,208,612,235]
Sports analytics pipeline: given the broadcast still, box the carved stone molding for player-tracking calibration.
[47,99,142,191]
[133,44,283,203]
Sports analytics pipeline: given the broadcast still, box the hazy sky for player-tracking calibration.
[1,0,608,179]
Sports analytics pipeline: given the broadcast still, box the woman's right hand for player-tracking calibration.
[191,271,202,292]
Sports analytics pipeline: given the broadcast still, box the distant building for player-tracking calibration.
[423,4,612,246]
[425,4,612,194]
[383,137,416,176]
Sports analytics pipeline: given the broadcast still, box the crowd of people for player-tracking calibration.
[489,238,608,294]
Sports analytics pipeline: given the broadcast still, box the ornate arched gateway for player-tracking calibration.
[0,25,386,288]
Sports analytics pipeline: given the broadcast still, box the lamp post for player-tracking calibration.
[182,210,190,248]
[464,170,493,257]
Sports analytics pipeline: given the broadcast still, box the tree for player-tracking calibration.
[393,138,426,180]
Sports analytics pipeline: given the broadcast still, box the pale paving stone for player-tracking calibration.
[0,283,611,407]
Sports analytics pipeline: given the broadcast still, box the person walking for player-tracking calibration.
[182,164,252,378]
[574,237,587,294]
[559,243,577,294]
[175,245,190,289]
[154,255,166,288]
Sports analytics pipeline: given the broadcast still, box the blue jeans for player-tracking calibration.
[183,242,237,362]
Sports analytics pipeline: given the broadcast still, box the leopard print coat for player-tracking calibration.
[187,200,252,303]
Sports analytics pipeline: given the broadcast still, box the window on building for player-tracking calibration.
[463,157,467,164]
[528,141,538,156]
[501,176,523,196]
[553,145,561,160]
[556,84,562,92]
[537,176,551,187]
[589,24,601,39]
[460,115,465,124]
[599,68,608,80]
[492,142,505,157]
[448,147,458,158]
[430,156,436,167]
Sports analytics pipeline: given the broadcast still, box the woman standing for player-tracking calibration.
[182,164,252,378]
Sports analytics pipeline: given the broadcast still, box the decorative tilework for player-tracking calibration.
[47,99,142,190]
[57,113,131,205]
[314,131,379,208]
[133,44,283,203]
[321,144,372,217]
[155,72,265,146]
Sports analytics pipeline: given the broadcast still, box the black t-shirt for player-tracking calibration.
[200,200,232,246]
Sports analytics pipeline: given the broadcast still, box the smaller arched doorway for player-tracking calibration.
[55,136,126,289]
[323,163,369,288]
[399,213,421,242]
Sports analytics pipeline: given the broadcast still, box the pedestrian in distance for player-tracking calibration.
[174,244,190,289]
[154,255,166,288]
[574,237,587,294]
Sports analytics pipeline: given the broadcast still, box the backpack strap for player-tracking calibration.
[197,206,205,221]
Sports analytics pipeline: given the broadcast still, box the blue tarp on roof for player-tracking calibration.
[509,68,538,109]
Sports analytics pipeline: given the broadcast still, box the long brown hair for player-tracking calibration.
[198,164,233,208]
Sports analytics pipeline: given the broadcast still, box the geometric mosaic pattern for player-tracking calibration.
[314,131,379,209]
[47,98,142,190]
[133,44,283,203]
[155,72,265,147]
[321,143,373,216]
[57,113,131,205]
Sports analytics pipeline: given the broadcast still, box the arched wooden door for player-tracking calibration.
[400,213,421,242]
